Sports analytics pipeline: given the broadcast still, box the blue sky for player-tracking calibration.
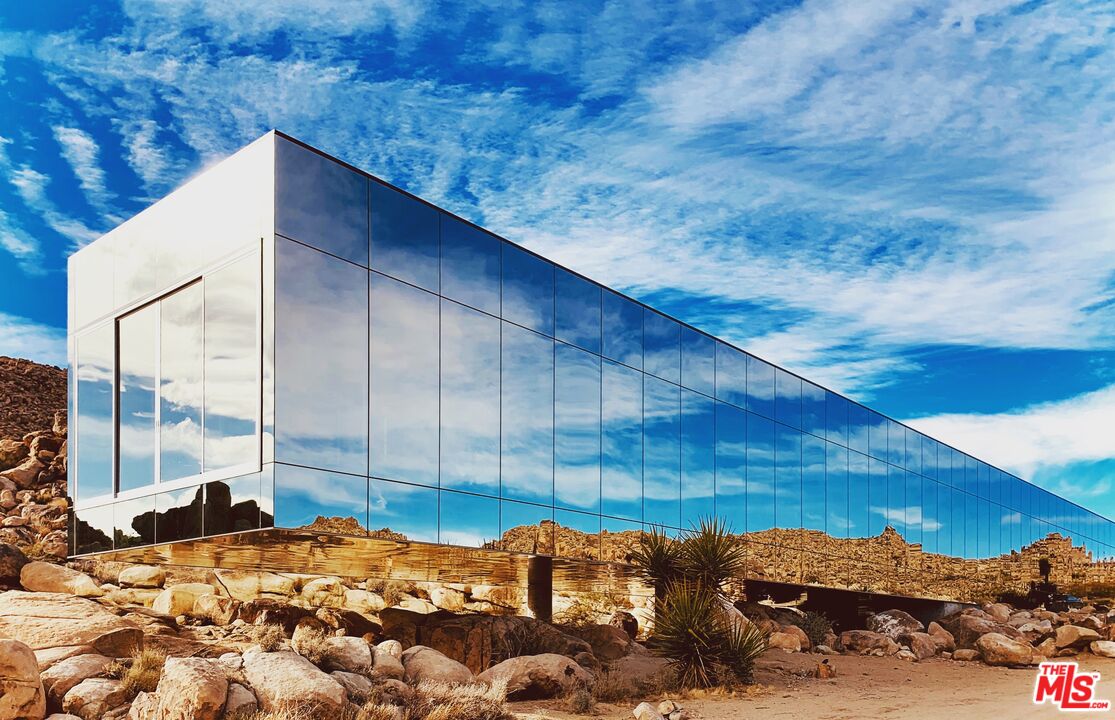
[0,0,1113,518]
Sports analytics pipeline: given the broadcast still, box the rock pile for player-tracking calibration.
[0,417,68,562]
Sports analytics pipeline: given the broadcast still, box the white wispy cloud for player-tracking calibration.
[0,312,66,367]
[52,125,116,217]
[0,207,43,274]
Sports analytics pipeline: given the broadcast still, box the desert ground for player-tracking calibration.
[515,650,1115,719]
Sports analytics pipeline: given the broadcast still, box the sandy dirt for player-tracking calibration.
[513,650,1115,719]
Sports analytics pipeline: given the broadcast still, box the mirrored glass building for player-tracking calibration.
[68,132,1115,604]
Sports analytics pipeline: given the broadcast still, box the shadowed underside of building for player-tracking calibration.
[67,131,1115,610]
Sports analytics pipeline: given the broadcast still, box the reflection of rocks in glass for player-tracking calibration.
[203,480,265,535]
[302,515,364,535]
[73,517,112,554]
[369,527,408,541]
[159,487,204,541]
[117,507,156,548]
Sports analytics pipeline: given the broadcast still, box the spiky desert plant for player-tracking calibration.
[629,525,683,606]
[719,620,769,684]
[678,516,746,590]
[651,581,725,688]
[793,610,833,649]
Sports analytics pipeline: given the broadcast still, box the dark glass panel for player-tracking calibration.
[501,243,554,335]
[715,343,747,408]
[275,137,368,266]
[159,283,204,482]
[867,411,887,461]
[602,291,642,369]
[369,478,438,543]
[499,500,554,554]
[205,254,260,472]
[886,419,904,467]
[370,273,439,487]
[602,360,643,521]
[274,464,367,534]
[643,310,680,384]
[439,491,499,548]
[775,425,801,531]
[888,463,906,537]
[501,323,554,505]
[826,442,849,538]
[260,463,274,529]
[555,343,601,512]
[774,369,801,429]
[555,508,600,560]
[115,495,156,548]
[680,328,714,396]
[802,434,826,532]
[440,215,500,316]
[118,304,157,492]
[370,181,439,291]
[801,381,826,438]
[714,403,746,531]
[746,412,776,533]
[644,375,680,528]
[868,457,888,536]
[746,355,775,419]
[681,390,715,529]
[155,485,204,543]
[847,403,870,455]
[204,474,261,536]
[76,324,114,502]
[848,450,870,539]
[74,504,113,554]
[555,269,601,354]
[275,241,366,474]
[825,391,849,447]
[440,300,500,494]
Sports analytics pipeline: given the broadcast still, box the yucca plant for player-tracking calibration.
[629,524,683,606]
[678,516,746,589]
[719,619,769,684]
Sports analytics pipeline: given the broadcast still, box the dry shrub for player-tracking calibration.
[107,648,166,699]
[405,679,513,720]
[249,623,286,652]
[293,627,331,667]
[590,666,680,703]
[367,579,413,607]
[565,684,595,715]
[553,591,623,629]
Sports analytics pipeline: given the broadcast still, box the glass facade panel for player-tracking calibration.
[370,478,438,543]
[826,392,849,446]
[602,291,642,369]
[869,457,888,535]
[500,500,553,553]
[643,310,680,384]
[275,138,368,266]
[275,240,366,474]
[775,424,801,530]
[801,381,826,438]
[155,485,204,543]
[826,442,849,538]
[205,474,262,536]
[715,403,746,531]
[681,390,714,528]
[115,495,155,548]
[501,323,554,505]
[602,360,643,521]
[680,328,714,396]
[440,300,500,494]
[774,369,801,429]
[370,182,439,291]
[746,355,775,419]
[502,243,554,335]
[74,504,114,554]
[848,403,870,455]
[848,450,870,538]
[888,463,905,536]
[887,419,904,467]
[555,343,601,512]
[159,283,204,482]
[644,375,680,528]
[802,434,826,532]
[440,216,500,315]
[747,413,776,532]
[76,324,114,501]
[118,305,157,492]
[440,491,499,548]
[204,254,260,472]
[555,269,601,354]
[274,464,367,533]
[370,273,439,487]
[556,509,601,559]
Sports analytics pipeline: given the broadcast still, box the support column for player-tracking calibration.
[527,555,553,623]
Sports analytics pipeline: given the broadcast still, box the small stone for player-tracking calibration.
[633,701,666,720]
[814,659,837,678]
[1090,640,1115,658]
[953,649,980,661]
[896,649,918,662]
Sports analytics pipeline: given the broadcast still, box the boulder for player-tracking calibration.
[867,610,924,641]
[896,649,918,662]
[429,587,467,612]
[210,570,295,601]
[0,592,142,656]
[61,678,127,720]
[236,599,313,633]
[0,543,29,588]
[152,583,216,616]
[301,577,346,608]
[840,630,899,656]
[223,683,257,720]
[767,631,802,653]
[0,639,45,719]
[117,566,165,589]
[569,624,636,661]
[953,649,980,661]
[191,594,240,626]
[0,438,28,470]
[321,636,372,675]
[241,650,346,720]
[1090,641,1115,659]
[0,457,43,490]
[20,563,102,598]
[609,611,639,640]
[400,646,473,685]
[371,645,405,681]
[40,654,111,709]
[342,589,386,615]
[927,622,956,653]
[477,653,593,700]
[330,671,373,701]
[982,603,1012,623]
[780,624,811,651]
[314,607,381,638]
[35,646,97,672]
[976,633,1034,667]
[1056,625,1101,650]
[633,702,665,720]
[154,657,229,720]
[376,639,403,659]
[1037,637,1058,657]
[939,612,1022,650]
[899,632,937,661]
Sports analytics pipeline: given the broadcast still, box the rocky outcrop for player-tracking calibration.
[840,630,899,656]
[61,678,127,720]
[154,657,229,720]
[400,646,473,685]
[40,654,111,709]
[477,653,593,699]
[0,638,46,719]
[867,610,924,641]
[976,633,1034,667]
[0,592,142,656]
[939,610,1023,650]
[241,650,346,719]
[20,563,101,598]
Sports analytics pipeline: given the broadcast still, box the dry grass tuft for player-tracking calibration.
[293,627,332,667]
[564,684,595,715]
[248,623,287,652]
[246,679,513,720]
[107,647,166,700]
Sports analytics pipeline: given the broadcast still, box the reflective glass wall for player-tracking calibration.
[267,135,1115,600]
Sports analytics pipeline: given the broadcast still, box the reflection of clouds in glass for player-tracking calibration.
[555,344,600,509]
[501,325,554,501]
[869,505,942,532]
[643,376,679,502]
